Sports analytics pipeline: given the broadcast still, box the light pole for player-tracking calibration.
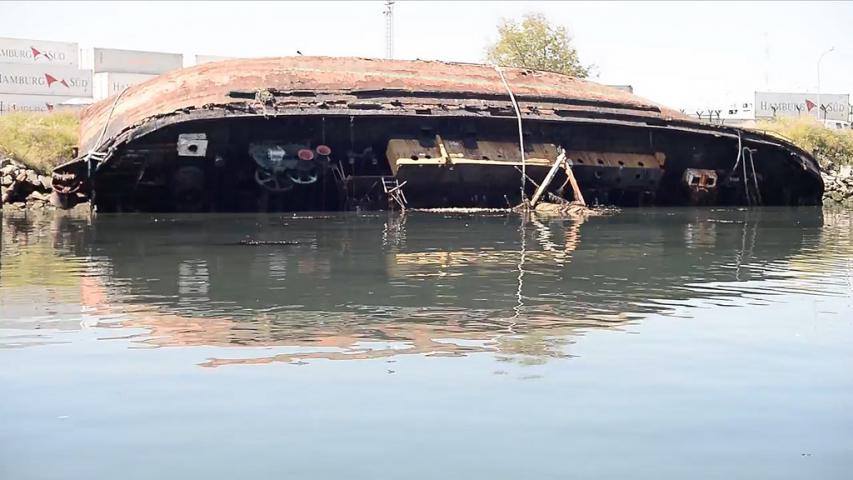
[817,46,835,120]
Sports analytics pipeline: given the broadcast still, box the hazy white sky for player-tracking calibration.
[4,1,852,110]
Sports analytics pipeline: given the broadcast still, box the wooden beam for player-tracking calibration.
[530,151,566,207]
[564,160,586,206]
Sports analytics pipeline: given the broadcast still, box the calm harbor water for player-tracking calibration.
[2,207,852,479]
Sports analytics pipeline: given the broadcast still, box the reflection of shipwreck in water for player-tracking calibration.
[53,57,823,212]
[44,209,831,366]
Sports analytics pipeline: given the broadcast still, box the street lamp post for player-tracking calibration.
[817,46,835,121]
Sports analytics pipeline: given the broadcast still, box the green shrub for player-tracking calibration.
[0,111,79,173]
[754,117,853,168]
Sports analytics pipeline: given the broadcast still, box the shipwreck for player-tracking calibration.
[53,56,823,212]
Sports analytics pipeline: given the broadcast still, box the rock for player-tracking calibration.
[0,164,16,176]
[1,157,25,169]
[39,175,52,191]
[29,190,50,202]
[1,175,11,187]
[2,181,18,203]
[822,160,853,205]
[25,169,39,185]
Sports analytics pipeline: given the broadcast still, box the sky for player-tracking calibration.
[3,1,852,111]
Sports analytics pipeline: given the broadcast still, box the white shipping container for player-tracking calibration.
[606,85,634,94]
[0,94,80,114]
[755,91,850,122]
[0,64,92,97]
[0,36,79,67]
[89,47,182,74]
[194,54,236,65]
[93,72,156,100]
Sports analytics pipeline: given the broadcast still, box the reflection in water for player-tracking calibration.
[3,208,853,480]
[2,208,852,367]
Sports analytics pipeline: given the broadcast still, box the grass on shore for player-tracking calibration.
[754,117,853,168]
[0,111,79,173]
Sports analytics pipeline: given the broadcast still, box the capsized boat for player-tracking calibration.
[53,56,823,211]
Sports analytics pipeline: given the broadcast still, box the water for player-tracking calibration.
[2,207,852,479]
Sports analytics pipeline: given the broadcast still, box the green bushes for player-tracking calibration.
[755,117,853,168]
[0,112,79,173]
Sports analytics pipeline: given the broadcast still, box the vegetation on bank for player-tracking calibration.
[0,112,79,173]
[755,117,853,168]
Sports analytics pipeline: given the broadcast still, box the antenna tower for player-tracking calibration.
[384,1,395,59]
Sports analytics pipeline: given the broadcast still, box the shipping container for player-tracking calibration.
[0,64,92,97]
[0,36,79,67]
[0,94,82,114]
[85,47,182,75]
[194,54,236,65]
[755,91,850,122]
[93,72,157,100]
[606,84,634,94]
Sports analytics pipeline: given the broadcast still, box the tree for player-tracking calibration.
[485,13,590,78]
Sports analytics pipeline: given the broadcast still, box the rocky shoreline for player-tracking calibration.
[1,155,57,210]
[821,163,853,207]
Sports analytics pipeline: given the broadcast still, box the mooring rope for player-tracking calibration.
[742,147,753,206]
[91,86,130,158]
[494,65,527,204]
[80,86,131,213]
[85,85,131,182]
[731,130,753,206]
[745,147,763,205]
[731,130,743,175]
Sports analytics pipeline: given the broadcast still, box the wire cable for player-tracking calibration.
[494,65,527,204]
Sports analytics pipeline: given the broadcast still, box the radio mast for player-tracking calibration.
[384,1,395,59]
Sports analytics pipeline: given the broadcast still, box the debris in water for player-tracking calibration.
[236,239,299,246]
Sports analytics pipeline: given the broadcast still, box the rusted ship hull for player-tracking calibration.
[53,56,823,211]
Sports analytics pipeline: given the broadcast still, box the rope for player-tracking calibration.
[730,130,743,176]
[80,86,131,213]
[730,130,752,206]
[742,148,752,206]
[494,65,527,203]
[745,147,763,205]
[86,86,131,177]
[91,86,130,157]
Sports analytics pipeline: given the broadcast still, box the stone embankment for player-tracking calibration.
[1,155,56,210]
[821,163,853,207]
